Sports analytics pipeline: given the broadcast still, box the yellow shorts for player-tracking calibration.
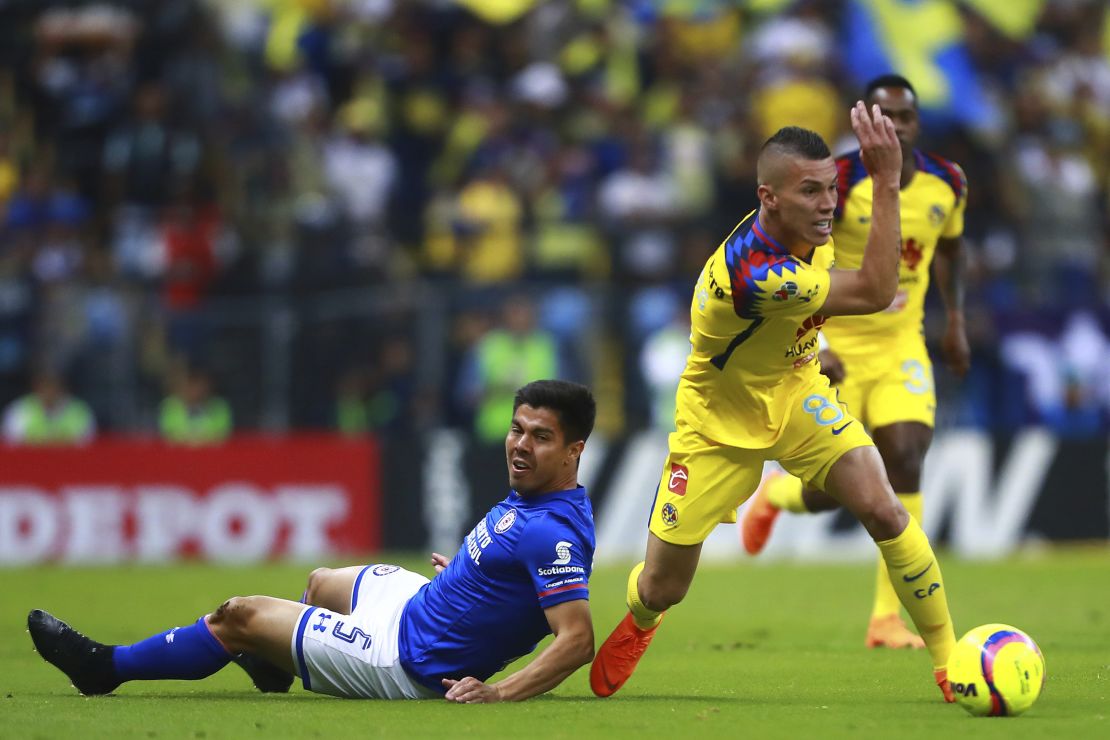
[834,335,936,430]
[648,373,874,546]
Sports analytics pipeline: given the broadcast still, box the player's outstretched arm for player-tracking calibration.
[823,101,902,316]
[441,599,594,703]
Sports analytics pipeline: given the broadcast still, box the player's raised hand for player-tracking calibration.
[431,552,451,574]
[442,676,503,703]
[851,100,901,184]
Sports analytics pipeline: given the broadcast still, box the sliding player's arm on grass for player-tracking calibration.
[442,599,594,703]
[823,102,903,317]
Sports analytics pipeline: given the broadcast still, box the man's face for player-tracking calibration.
[763,156,838,246]
[505,404,578,495]
[869,86,918,155]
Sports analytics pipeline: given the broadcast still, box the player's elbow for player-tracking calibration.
[854,272,897,313]
[867,281,898,313]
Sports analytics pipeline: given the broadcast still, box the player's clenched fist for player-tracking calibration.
[851,100,901,185]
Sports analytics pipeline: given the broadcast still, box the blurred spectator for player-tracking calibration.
[0,130,17,213]
[102,83,201,211]
[31,4,138,197]
[451,159,525,283]
[639,304,690,432]
[458,295,559,443]
[999,311,1109,436]
[160,194,226,364]
[531,143,607,279]
[2,366,95,445]
[598,134,679,283]
[745,10,843,146]
[1005,114,1105,304]
[158,366,231,445]
[335,335,417,435]
[323,96,398,274]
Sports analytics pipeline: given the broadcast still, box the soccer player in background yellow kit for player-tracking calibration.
[590,103,957,703]
[741,76,970,651]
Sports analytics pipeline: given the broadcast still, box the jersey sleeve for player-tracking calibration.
[514,516,591,609]
[941,162,967,238]
[748,257,830,320]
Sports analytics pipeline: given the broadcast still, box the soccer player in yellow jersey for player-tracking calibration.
[741,76,970,652]
[590,102,958,703]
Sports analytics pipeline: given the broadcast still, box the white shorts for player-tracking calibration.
[291,564,438,699]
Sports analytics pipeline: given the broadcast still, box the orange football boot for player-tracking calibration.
[589,612,662,697]
[865,614,926,649]
[740,472,783,555]
[935,667,956,703]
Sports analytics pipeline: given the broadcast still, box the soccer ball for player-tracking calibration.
[946,624,1045,717]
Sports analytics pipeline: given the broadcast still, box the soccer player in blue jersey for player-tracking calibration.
[28,380,597,703]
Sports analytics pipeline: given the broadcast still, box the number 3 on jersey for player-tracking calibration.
[901,359,934,395]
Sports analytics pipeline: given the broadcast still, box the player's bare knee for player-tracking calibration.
[209,596,259,645]
[210,598,234,623]
[864,498,910,541]
[304,567,333,604]
[205,596,256,652]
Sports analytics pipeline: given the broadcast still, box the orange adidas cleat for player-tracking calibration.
[589,612,662,697]
[865,614,926,649]
[740,473,783,555]
[935,667,956,703]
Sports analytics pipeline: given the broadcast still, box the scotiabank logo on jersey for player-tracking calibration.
[0,436,380,564]
[668,463,689,496]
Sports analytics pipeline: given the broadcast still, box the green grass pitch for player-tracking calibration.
[4,548,1108,739]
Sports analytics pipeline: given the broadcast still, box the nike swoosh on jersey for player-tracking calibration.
[902,562,933,582]
[831,421,853,435]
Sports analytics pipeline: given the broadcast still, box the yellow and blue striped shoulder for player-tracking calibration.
[914,150,967,202]
[834,150,868,220]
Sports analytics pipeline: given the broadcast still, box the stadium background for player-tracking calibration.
[1,0,1108,566]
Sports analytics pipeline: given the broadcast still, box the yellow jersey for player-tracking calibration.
[821,149,966,349]
[676,210,834,449]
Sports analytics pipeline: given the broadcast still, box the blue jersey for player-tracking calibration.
[398,486,595,692]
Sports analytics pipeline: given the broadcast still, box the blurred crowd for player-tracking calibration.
[0,0,1107,442]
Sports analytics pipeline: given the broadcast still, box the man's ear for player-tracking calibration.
[568,440,585,462]
[757,183,775,210]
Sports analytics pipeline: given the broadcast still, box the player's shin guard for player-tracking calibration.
[765,473,808,513]
[872,493,924,618]
[626,561,662,630]
[874,517,955,672]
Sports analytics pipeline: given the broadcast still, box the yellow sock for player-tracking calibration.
[626,561,662,630]
[872,492,923,618]
[875,517,956,671]
[765,473,807,513]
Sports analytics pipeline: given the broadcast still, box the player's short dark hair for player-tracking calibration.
[513,380,596,443]
[864,74,917,102]
[760,126,831,161]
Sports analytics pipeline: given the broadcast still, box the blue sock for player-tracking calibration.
[113,617,231,681]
